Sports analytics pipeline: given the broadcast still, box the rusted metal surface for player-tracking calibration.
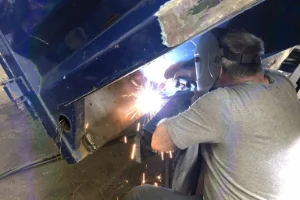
[155,0,264,47]
[84,72,144,148]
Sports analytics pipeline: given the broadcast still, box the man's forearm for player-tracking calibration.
[151,122,177,152]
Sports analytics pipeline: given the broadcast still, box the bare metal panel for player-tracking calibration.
[84,73,143,148]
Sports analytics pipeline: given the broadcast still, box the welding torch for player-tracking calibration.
[135,76,196,163]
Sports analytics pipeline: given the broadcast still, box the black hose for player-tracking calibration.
[0,153,62,180]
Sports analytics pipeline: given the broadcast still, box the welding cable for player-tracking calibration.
[0,153,62,180]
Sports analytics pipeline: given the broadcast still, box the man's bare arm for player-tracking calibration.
[151,121,177,152]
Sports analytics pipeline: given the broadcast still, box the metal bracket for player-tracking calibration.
[1,77,29,110]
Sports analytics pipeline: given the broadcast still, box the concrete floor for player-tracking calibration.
[0,69,164,200]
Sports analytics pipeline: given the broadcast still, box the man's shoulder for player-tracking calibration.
[196,88,231,106]
[265,69,290,82]
[265,69,295,89]
[205,87,232,99]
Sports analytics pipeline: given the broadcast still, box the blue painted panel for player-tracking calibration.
[41,0,170,109]
[14,0,143,76]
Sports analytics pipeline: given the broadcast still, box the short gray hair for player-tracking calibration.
[221,31,265,78]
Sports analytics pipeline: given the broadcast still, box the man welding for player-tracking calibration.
[126,29,300,200]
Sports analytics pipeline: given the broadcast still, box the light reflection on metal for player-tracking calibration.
[142,56,172,83]
[84,72,146,148]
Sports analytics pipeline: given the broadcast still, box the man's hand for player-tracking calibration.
[151,121,177,152]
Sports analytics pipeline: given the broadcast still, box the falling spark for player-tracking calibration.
[142,173,146,184]
[154,182,158,187]
[126,107,137,117]
[161,152,164,161]
[157,175,161,181]
[85,123,89,130]
[124,180,129,183]
[131,144,136,160]
[131,80,139,87]
[169,151,173,159]
[145,164,147,169]
[124,136,127,144]
[136,122,141,132]
[29,35,49,45]
[130,111,138,120]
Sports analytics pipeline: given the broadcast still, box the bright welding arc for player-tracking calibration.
[125,81,164,120]
[135,85,163,114]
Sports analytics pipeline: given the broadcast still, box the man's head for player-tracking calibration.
[220,31,265,75]
[217,31,265,86]
[164,30,266,91]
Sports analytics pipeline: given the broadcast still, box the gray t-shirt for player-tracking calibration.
[166,70,300,200]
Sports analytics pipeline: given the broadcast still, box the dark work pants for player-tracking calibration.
[125,185,203,200]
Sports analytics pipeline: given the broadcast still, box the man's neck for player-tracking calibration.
[219,73,270,87]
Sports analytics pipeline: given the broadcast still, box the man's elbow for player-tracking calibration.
[151,126,177,152]
[151,142,158,151]
[151,133,161,151]
[151,138,177,152]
